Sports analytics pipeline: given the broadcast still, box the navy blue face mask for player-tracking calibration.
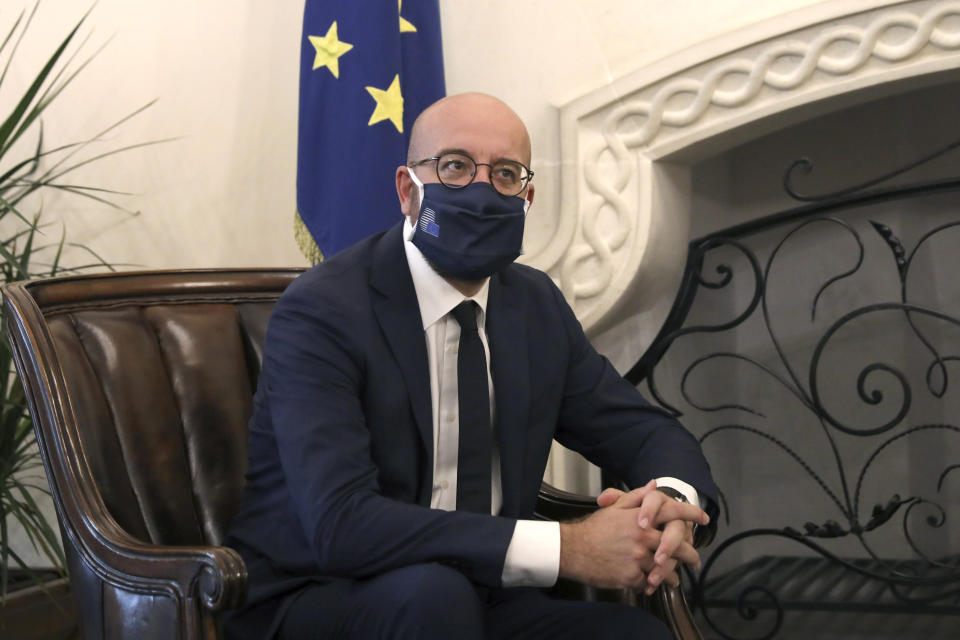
[408,170,529,280]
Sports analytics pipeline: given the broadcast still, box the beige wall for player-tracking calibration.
[10,0,825,274]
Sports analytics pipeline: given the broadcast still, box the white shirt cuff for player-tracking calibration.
[655,476,701,509]
[500,520,560,587]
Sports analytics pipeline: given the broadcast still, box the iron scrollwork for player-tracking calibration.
[631,145,960,638]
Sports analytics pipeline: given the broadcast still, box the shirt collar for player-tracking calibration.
[403,216,490,330]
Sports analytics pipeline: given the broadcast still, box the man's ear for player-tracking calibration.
[524,183,535,210]
[396,166,417,219]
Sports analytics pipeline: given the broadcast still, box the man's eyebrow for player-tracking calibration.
[434,148,525,165]
[434,147,471,158]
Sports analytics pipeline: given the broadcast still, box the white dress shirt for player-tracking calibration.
[402,218,698,587]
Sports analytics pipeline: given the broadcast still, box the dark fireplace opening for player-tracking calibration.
[635,78,960,639]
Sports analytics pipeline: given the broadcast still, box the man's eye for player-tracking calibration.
[494,166,519,182]
[441,160,465,172]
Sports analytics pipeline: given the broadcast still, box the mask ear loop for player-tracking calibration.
[406,167,426,237]
[517,188,531,254]
[407,166,425,201]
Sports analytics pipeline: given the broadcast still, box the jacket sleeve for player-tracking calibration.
[545,276,720,529]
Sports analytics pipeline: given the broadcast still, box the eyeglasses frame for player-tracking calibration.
[407,152,534,197]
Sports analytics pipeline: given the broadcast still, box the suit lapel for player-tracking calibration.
[369,225,434,479]
[486,272,530,517]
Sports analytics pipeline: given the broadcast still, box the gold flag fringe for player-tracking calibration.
[294,210,324,265]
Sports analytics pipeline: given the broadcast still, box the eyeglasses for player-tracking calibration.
[408,151,534,197]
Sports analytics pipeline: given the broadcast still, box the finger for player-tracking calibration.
[596,487,625,507]
[600,479,657,511]
[670,539,702,570]
[651,500,710,528]
[643,523,700,570]
[635,488,668,529]
[654,520,687,566]
[635,534,661,573]
[645,557,677,595]
[614,479,658,510]
[646,528,699,595]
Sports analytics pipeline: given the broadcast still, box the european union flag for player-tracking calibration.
[295,0,446,261]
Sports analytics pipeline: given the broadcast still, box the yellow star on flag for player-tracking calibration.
[308,21,353,78]
[399,0,417,33]
[365,74,405,133]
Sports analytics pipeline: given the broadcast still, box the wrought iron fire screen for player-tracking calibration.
[627,140,960,639]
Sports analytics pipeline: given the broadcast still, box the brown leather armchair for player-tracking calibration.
[2,269,702,640]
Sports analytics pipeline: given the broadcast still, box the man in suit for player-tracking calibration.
[225,93,717,640]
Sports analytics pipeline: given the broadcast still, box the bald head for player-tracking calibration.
[396,92,535,225]
[407,92,531,166]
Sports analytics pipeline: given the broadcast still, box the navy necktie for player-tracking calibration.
[451,301,492,514]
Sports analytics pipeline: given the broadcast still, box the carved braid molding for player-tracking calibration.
[548,0,960,334]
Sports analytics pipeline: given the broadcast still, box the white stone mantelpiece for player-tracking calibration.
[522,0,960,369]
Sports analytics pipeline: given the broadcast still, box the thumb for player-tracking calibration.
[596,487,625,507]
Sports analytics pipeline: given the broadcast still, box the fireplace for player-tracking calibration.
[633,79,960,639]
[531,2,960,637]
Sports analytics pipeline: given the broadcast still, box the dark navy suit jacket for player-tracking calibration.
[224,223,717,638]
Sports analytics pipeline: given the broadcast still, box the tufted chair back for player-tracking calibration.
[3,269,302,640]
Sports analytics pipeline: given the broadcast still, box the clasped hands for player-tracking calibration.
[558,479,709,595]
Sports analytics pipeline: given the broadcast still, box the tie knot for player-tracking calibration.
[451,301,479,334]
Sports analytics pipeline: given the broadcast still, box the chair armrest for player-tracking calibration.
[2,284,247,614]
[652,581,703,640]
[74,517,247,612]
[535,481,599,520]
[535,481,703,640]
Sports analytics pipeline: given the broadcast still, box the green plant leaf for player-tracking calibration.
[40,131,170,188]
[11,483,63,566]
[0,10,24,63]
[0,234,29,280]
[0,16,81,155]
[0,122,43,187]
[0,181,47,230]
[0,3,34,88]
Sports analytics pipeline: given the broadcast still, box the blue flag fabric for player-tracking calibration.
[296,0,446,260]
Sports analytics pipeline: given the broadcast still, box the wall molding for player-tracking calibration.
[528,0,960,344]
